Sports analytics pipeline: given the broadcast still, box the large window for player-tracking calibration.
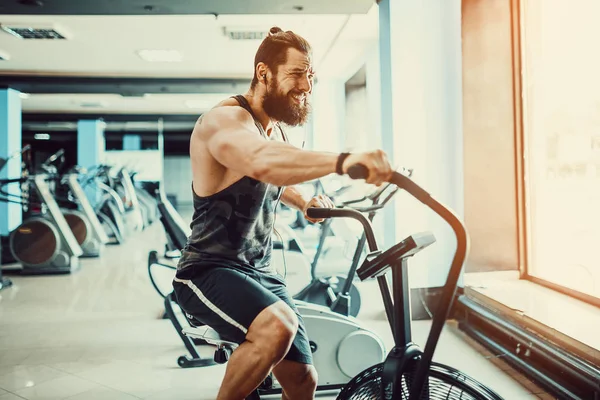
[522,0,600,301]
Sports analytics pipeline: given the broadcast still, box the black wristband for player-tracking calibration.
[336,152,350,175]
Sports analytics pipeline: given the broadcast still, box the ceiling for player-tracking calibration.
[0,0,375,16]
[0,3,379,128]
[0,14,356,77]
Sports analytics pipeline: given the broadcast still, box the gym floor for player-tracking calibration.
[0,220,555,400]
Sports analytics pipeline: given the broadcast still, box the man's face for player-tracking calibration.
[262,48,314,127]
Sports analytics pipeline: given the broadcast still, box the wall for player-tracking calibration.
[103,150,162,182]
[388,0,464,288]
[462,0,519,272]
[311,79,345,152]
[344,84,369,151]
[163,156,193,207]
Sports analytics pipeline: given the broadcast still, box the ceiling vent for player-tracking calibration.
[1,23,69,40]
[223,27,268,41]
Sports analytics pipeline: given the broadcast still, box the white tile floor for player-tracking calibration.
[0,221,555,399]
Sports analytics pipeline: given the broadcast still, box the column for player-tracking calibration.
[377,0,398,250]
[311,79,346,152]
[0,88,22,236]
[388,0,464,288]
[77,120,105,206]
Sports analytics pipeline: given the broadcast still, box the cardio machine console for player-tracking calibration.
[357,232,436,281]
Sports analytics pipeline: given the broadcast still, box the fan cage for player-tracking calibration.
[337,362,503,400]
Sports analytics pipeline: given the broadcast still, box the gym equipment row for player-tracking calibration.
[0,146,160,275]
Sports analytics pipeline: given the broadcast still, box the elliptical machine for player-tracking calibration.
[0,146,28,288]
[129,171,159,229]
[87,165,128,245]
[113,167,145,233]
[57,170,110,257]
[0,149,83,274]
[42,150,109,258]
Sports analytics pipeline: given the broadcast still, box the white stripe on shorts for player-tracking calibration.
[173,277,248,335]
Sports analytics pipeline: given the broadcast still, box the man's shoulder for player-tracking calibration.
[204,98,252,123]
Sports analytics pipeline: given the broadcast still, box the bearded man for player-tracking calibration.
[172,26,393,400]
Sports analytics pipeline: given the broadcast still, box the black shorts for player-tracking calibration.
[172,265,313,365]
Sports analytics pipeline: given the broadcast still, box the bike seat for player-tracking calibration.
[182,326,239,350]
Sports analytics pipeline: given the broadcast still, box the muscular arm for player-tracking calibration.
[203,107,338,187]
[280,186,310,211]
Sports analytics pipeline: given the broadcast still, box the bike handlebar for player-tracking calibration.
[347,163,469,399]
[305,207,378,251]
[0,145,31,173]
[42,149,65,167]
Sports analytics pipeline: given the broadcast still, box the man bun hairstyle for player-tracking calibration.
[269,27,284,35]
[251,26,312,88]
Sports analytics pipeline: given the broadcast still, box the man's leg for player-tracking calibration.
[272,359,318,400]
[173,267,301,400]
[256,273,317,400]
[217,300,299,400]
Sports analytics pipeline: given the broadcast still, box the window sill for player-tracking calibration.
[464,271,600,366]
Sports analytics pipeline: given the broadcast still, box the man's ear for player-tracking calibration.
[256,63,269,83]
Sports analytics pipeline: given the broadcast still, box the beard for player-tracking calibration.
[262,79,311,127]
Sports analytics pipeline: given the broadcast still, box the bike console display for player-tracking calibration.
[357,232,436,281]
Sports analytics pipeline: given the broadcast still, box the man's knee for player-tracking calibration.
[281,364,318,396]
[300,365,318,391]
[247,301,299,359]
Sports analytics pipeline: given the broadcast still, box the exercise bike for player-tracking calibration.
[329,165,504,399]
[182,165,504,400]
[293,179,402,317]
[147,191,387,395]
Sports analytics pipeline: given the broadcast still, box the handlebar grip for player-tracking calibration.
[347,164,369,180]
[44,149,65,166]
[305,207,332,219]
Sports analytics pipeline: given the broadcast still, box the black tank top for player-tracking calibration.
[177,95,286,275]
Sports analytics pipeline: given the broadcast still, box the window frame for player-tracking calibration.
[514,0,600,308]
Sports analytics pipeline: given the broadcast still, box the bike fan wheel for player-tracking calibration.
[337,362,504,400]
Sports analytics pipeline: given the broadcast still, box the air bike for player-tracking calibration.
[320,165,504,399]
[182,165,504,400]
